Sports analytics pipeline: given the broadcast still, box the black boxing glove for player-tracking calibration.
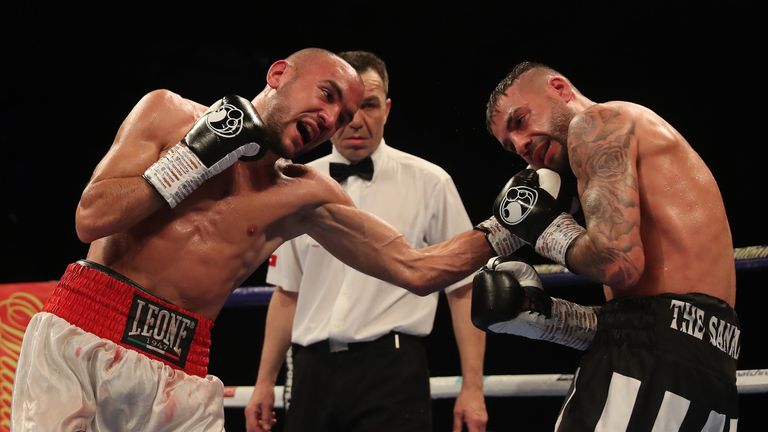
[471,256,597,350]
[143,95,268,208]
[493,168,585,266]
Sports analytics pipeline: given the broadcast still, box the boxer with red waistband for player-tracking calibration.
[11,48,498,431]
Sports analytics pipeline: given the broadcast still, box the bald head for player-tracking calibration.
[252,48,365,159]
[285,47,336,63]
[285,48,360,82]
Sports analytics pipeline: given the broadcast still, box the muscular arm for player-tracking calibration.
[446,284,488,431]
[75,90,194,243]
[565,104,644,290]
[305,203,493,296]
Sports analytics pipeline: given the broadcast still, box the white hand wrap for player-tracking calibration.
[475,216,527,256]
[487,298,598,351]
[143,143,209,208]
[534,213,585,267]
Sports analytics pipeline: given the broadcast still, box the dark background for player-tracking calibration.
[4,2,766,430]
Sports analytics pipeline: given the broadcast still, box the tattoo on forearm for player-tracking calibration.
[589,247,640,286]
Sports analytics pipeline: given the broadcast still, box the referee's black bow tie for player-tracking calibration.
[329,157,374,182]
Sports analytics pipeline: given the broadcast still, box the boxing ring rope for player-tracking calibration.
[222,245,768,408]
[223,369,768,408]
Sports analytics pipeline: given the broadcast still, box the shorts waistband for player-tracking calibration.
[596,293,740,372]
[294,332,422,354]
[43,261,213,377]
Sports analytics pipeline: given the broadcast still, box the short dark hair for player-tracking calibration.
[485,61,555,134]
[337,50,389,95]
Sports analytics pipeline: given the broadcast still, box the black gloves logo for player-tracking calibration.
[205,102,245,138]
[497,186,538,226]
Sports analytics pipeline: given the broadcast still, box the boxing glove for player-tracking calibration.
[471,256,597,350]
[493,168,585,266]
[144,95,268,208]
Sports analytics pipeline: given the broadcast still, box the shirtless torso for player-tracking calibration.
[568,101,735,306]
[486,63,735,307]
[79,89,490,320]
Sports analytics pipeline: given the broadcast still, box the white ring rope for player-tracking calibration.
[222,369,768,408]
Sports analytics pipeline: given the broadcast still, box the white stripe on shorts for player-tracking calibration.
[651,391,690,431]
[700,410,726,432]
[594,372,641,432]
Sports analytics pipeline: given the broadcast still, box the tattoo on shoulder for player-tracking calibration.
[569,106,634,180]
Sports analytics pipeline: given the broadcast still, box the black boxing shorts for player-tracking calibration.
[555,292,740,432]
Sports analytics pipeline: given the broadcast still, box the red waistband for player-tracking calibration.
[43,262,213,377]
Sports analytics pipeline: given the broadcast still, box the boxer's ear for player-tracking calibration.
[267,60,290,89]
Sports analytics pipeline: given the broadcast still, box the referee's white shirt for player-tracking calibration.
[266,140,474,346]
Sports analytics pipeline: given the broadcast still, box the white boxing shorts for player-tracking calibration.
[11,261,226,431]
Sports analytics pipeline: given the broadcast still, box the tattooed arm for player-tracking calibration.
[565,104,644,292]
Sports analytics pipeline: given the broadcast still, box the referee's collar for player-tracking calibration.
[330,139,388,169]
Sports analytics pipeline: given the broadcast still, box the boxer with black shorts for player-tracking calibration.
[11,48,497,432]
[474,61,739,431]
